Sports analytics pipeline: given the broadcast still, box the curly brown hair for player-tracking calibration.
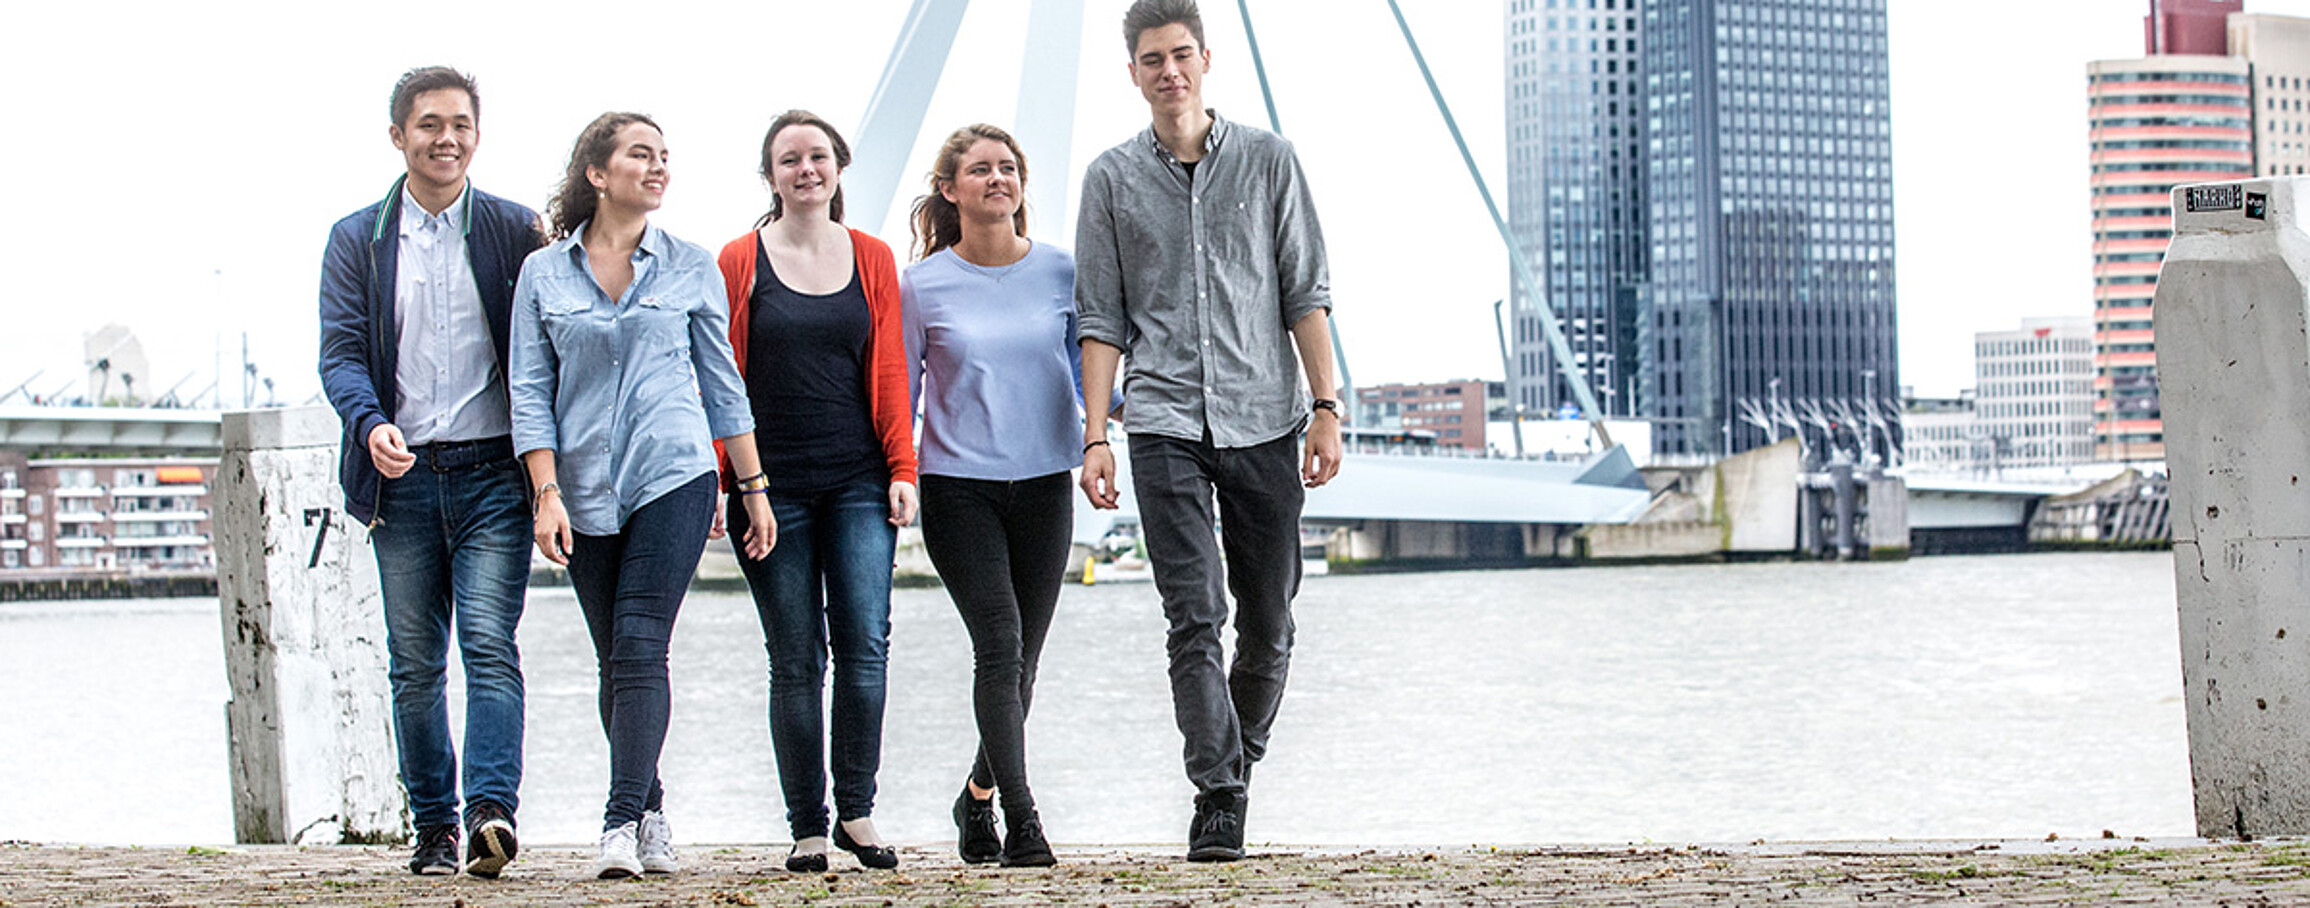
[545,112,661,241]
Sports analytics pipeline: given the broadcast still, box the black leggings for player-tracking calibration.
[918,471,1074,816]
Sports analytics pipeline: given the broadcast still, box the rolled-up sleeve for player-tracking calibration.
[1073,164,1128,351]
[507,251,559,457]
[1271,140,1332,330]
[687,264,754,440]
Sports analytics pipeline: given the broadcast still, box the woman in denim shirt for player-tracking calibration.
[714,110,918,873]
[508,112,776,880]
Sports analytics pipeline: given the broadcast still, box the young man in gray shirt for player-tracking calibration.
[1075,0,1344,864]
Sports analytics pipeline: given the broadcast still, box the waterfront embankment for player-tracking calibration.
[6,838,2309,906]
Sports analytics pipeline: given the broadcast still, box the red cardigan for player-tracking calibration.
[714,227,918,491]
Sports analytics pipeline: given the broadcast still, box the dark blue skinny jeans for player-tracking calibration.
[370,448,530,830]
[729,478,896,841]
[567,471,717,831]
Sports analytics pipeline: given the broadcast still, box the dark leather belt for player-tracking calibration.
[412,435,515,473]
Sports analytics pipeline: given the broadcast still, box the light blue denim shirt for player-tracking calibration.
[509,222,752,536]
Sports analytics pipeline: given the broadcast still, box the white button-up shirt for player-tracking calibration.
[394,184,511,445]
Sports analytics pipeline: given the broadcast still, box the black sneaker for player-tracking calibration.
[409,823,459,876]
[464,801,519,878]
[954,788,1002,864]
[1000,810,1057,868]
[1186,790,1245,863]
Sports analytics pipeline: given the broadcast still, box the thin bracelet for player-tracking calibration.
[737,487,770,497]
[535,481,560,498]
[1083,439,1110,454]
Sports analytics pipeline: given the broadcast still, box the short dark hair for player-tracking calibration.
[1122,0,1205,55]
[389,66,480,128]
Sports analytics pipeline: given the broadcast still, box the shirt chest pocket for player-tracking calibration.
[1211,198,1275,275]
[537,279,611,360]
[626,291,696,361]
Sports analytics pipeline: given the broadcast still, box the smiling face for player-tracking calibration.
[390,88,477,200]
[769,124,842,216]
[586,121,669,214]
[939,138,1024,229]
[1130,22,1209,119]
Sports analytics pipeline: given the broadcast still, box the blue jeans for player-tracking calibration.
[567,471,717,830]
[370,448,531,830]
[730,479,896,840]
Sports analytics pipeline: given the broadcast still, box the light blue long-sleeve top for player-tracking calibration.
[509,222,752,535]
[902,242,1094,481]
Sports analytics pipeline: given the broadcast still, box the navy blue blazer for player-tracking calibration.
[317,177,545,525]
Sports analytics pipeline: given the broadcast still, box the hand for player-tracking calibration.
[740,494,776,559]
[707,493,728,541]
[532,492,573,566]
[1080,442,1120,509]
[1303,412,1343,488]
[368,423,415,479]
[888,481,919,527]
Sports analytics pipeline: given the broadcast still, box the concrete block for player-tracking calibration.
[221,406,340,452]
[214,408,402,843]
[2159,176,2310,836]
[1720,437,1799,553]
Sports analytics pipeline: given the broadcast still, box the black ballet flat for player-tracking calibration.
[833,823,900,870]
[785,844,827,873]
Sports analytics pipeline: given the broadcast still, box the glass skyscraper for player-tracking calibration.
[1504,0,1646,421]
[1507,0,1899,458]
[1637,0,1898,457]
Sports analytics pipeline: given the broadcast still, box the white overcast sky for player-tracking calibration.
[5,0,2307,407]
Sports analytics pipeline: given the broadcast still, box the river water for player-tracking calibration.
[0,552,2188,847]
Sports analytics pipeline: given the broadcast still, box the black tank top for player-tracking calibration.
[747,241,885,494]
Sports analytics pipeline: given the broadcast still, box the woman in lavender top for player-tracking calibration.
[902,124,1094,868]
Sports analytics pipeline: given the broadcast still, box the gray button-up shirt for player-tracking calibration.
[1075,110,1331,448]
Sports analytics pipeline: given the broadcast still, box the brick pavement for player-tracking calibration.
[6,838,2310,906]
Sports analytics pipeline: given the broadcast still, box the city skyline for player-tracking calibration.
[6,0,2310,412]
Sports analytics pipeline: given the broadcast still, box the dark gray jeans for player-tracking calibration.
[1128,431,1304,797]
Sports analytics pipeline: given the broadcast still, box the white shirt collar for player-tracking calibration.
[398,181,471,238]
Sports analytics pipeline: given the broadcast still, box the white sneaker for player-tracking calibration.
[592,821,642,879]
[638,809,679,874]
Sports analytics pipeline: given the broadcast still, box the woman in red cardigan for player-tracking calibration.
[716,109,917,874]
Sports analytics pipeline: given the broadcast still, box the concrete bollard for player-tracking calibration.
[212,406,404,844]
[2158,176,2310,838]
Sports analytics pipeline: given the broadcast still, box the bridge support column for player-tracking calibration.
[2158,176,2310,838]
[213,407,402,844]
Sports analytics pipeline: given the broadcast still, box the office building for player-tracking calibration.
[1503,0,1646,421]
[2086,3,2252,462]
[1974,317,2096,468]
[1900,396,1975,471]
[2230,13,2310,177]
[1355,379,1493,452]
[1634,0,1899,457]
